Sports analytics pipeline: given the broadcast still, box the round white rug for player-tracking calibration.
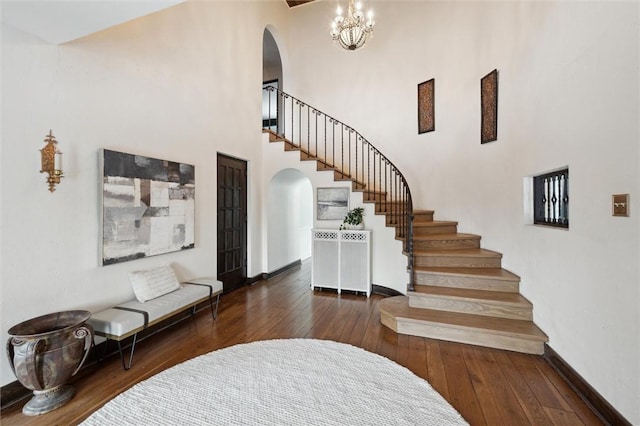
[82,339,468,425]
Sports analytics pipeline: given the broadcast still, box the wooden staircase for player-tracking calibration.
[263,124,547,356]
[378,208,548,355]
[264,129,369,190]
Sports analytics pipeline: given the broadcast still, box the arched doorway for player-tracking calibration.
[267,169,313,272]
[263,27,283,132]
[263,27,283,89]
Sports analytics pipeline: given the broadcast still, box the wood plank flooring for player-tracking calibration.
[1,260,603,425]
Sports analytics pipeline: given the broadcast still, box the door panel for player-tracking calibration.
[217,154,247,293]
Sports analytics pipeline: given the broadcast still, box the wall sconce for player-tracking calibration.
[40,130,63,192]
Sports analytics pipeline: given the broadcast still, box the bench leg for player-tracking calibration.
[209,293,220,320]
[117,333,138,371]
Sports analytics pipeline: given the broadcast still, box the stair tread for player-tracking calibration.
[410,286,531,305]
[413,233,480,241]
[414,267,520,281]
[413,248,502,257]
[413,221,458,227]
[380,296,547,340]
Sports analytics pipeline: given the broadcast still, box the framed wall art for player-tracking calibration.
[317,187,349,220]
[100,149,195,265]
[418,78,435,134]
[481,69,498,144]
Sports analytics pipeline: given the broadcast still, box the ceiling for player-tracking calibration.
[286,0,314,6]
[0,1,163,44]
[1,1,316,45]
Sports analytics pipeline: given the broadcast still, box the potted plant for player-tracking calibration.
[340,207,365,230]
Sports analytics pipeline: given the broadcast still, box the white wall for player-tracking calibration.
[289,1,639,422]
[0,0,290,387]
[298,178,313,260]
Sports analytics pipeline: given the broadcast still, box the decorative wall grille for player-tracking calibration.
[534,168,569,228]
[341,231,368,242]
[313,230,339,240]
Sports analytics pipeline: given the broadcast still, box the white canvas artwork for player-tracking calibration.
[101,149,195,265]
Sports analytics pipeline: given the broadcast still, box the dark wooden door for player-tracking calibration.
[217,154,247,293]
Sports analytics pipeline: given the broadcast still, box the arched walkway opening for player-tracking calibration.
[267,169,313,272]
[262,28,283,132]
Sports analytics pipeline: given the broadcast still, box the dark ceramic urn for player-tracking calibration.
[6,310,93,416]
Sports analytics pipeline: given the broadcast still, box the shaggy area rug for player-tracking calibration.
[82,339,468,425]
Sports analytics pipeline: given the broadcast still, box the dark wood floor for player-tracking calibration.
[2,260,603,425]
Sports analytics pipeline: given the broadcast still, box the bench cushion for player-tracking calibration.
[88,282,218,338]
[129,266,181,303]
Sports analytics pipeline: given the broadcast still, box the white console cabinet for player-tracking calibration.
[311,229,371,297]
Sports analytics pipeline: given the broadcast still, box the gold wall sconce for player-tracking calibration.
[40,130,63,192]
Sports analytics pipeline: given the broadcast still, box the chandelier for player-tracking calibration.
[330,0,375,51]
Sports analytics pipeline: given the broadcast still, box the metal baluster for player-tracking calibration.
[324,116,327,163]
[563,173,569,226]
[308,105,311,154]
[341,124,345,178]
[348,128,352,178]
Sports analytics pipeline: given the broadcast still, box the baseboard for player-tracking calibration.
[1,380,29,411]
[247,259,302,284]
[246,274,264,285]
[371,284,404,297]
[543,344,630,426]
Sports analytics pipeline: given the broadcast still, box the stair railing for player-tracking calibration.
[263,86,415,291]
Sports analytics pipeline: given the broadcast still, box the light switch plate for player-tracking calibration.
[612,194,629,217]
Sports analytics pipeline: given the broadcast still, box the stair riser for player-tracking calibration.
[413,213,434,223]
[413,225,458,236]
[413,272,520,292]
[413,238,480,251]
[408,296,533,321]
[351,181,366,191]
[317,163,334,172]
[374,203,405,212]
[385,216,409,226]
[364,192,388,202]
[414,256,502,268]
[381,213,434,225]
[393,319,545,355]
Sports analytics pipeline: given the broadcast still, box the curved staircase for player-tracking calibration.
[262,87,547,355]
[377,209,548,355]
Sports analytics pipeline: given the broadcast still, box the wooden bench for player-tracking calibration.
[88,277,222,370]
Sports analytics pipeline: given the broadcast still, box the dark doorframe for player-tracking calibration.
[217,153,248,293]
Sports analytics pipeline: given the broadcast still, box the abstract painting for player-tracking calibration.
[317,187,349,220]
[101,149,195,265]
[418,79,435,134]
[481,69,498,144]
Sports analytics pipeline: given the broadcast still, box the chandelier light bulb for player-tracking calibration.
[336,6,342,15]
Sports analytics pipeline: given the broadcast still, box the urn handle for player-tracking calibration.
[5,338,17,377]
[72,324,94,377]
[22,338,46,391]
